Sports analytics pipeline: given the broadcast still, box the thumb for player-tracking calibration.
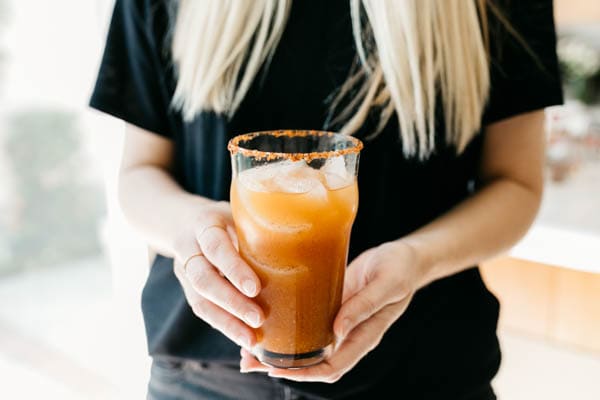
[334,275,393,339]
[341,248,377,303]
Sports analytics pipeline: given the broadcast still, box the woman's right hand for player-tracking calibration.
[171,201,264,350]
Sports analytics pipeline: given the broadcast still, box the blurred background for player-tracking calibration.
[0,1,598,399]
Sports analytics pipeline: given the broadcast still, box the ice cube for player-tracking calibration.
[239,212,311,238]
[322,156,351,189]
[305,177,328,201]
[238,163,281,192]
[243,251,309,275]
[274,175,319,193]
[323,156,347,177]
[252,214,312,234]
[279,159,306,173]
[272,160,320,193]
[323,172,350,190]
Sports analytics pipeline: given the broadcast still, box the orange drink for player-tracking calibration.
[228,130,362,368]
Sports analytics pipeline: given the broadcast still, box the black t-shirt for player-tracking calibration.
[90,0,563,397]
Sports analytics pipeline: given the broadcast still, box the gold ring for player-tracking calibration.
[183,253,203,273]
[197,223,225,240]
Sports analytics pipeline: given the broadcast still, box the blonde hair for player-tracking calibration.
[171,0,490,158]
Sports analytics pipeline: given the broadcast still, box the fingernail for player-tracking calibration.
[242,280,257,297]
[245,311,261,328]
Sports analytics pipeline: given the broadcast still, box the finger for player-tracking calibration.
[334,275,400,339]
[173,232,203,267]
[174,266,256,349]
[185,255,264,328]
[173,250,259,349]
[239,348,270,373]
[241,304,398,381]
[187,292,256,350]
[342,248,376,303]
[197,224,260,298]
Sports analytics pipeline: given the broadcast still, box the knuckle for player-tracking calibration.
[189,265,211,293]
[368,249,386,268]
[201,232,224,256]
[367,341,377,353]
[220,292,238,314]
[190,299,208,319]
[222,317,242,339]
[219,294,234,312]
[357,295,377,316]
[367,334,384,353]
[221,258,243,280]
[389,290,404,304]
[395,280,412,300]
[376,307,393,322]
[325,372,342,383]
[194,207,219,223]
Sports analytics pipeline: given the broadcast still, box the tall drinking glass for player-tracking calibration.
[228,130,363,369]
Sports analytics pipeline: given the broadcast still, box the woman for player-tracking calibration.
[90,0,562,398]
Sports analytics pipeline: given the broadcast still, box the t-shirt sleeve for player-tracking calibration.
[483,0,564,125]
[89,0,173,138]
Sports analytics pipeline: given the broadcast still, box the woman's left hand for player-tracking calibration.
[239,240,422,383]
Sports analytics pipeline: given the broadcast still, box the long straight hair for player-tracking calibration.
[171,0,491,158]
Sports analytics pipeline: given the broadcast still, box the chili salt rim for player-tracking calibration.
[227,130,363,162]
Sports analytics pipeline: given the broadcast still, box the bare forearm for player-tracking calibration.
[403,178,541,289]
[118,165,212,257]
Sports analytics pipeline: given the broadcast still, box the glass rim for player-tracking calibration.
[227,130,363,162]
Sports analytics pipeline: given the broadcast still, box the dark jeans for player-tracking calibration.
[147,358,497,400]
[147,358,306,400]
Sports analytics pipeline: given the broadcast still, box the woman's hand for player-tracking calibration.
[172,201,264,351]
[239,241,422,383]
